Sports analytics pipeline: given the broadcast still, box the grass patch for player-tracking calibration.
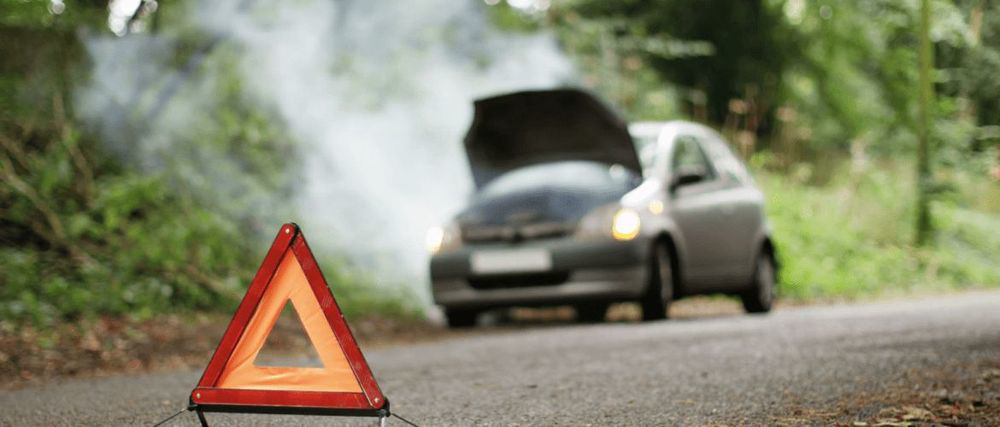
[758,161,1000,300]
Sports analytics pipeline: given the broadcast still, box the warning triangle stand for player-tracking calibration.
[189,223,389,426]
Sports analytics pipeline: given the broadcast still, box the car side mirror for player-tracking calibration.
[670,165,707,192]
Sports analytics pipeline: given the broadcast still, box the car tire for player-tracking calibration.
[741,251,776,314]
[444,308,479,328]
[575,302,610,323]
[641,242,673,321]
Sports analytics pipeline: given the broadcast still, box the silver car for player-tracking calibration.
[427,89,777,327]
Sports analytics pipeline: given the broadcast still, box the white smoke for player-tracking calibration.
[78,0,575,306]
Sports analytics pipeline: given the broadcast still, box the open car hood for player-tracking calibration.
[464,89,641,188]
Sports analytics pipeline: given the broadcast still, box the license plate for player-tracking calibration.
[470,249,552,274]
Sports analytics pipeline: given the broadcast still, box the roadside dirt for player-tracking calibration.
[770,359,1000,427]
[0,313,440,390]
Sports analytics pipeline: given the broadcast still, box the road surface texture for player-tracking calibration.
[2,291,999,426]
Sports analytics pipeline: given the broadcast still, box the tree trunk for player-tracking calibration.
[915,0,934,246]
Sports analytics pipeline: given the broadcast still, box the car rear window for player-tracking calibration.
[477,161,640,199]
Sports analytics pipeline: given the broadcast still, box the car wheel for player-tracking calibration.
[575,302,610,323]
[741,251,776,313]
[444,308,479,328]
[641,242,673,321]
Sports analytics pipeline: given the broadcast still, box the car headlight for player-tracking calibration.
[426,227,445,253]
[576,205,642,241]
[426,222,460,254]
[611,208,641,241]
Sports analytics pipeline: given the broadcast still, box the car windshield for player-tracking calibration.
[477,161,640,199]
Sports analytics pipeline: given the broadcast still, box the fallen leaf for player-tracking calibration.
[901,405,934,421]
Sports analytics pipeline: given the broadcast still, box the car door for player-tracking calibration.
[698,134,765,285]
[667,134,732,289]
[704,133,765,285]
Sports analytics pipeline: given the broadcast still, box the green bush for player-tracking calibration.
[758,160,1000,300]
[0,127,252,326]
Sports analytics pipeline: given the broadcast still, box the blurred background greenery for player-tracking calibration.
[1,0,999,332]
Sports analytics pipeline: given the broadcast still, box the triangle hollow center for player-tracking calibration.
[215,250,362,393]
[253,301,323,368]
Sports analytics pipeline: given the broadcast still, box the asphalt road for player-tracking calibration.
[3,291,999,426]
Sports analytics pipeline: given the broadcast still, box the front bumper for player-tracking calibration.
[430,237,651,309]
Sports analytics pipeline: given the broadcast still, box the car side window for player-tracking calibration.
[703,137,751,185]
[670,135,716,180]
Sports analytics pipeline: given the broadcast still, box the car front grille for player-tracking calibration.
[462,222,575,243]
[467,272,570,289]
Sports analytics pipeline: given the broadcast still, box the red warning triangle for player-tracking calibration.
[191,223,387,416]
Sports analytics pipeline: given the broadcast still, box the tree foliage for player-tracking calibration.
[525,0,998,155]
[556,0,796,127]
